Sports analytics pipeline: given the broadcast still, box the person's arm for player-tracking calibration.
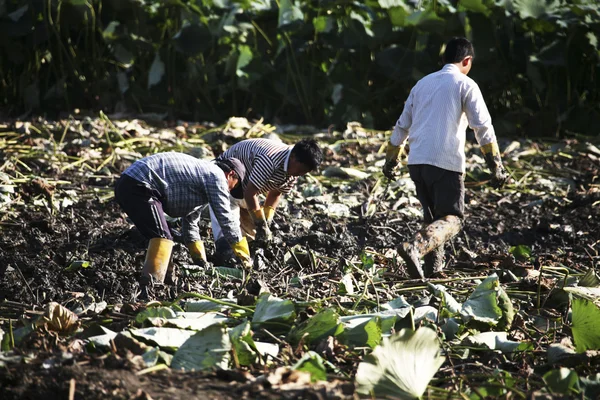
[383,90,413,179]
[464,83,508,188]
[263,190,282,223]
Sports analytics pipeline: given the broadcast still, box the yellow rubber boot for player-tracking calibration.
[141,238,174,284]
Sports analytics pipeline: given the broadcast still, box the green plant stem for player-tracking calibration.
[161,292,254,314]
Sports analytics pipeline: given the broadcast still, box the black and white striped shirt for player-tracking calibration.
[391,63,497,173]
[217,139,297,195]
[123,152,242,244]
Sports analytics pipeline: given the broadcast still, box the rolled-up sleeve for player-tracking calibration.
[205,176,243,245]
[464,82,497,147]
[390,90,413,146]
[182,207,204,244]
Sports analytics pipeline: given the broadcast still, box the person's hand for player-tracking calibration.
[383,142,401,180]
[481,142,509,189]
[264,206,276,225]
[230,237,253,270]
[250,208,273,244]
[255,220,273,243]
[491,164,509,189]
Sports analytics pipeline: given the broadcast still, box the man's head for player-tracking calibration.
[216,158,246,190]
[287,138,323,176]
[443,37,474,75]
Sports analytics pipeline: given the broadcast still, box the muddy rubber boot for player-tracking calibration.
[214,237,238,266]
[164,252,177,286]
[398,215,461,279]
[423,246,445,277]
[140,238,174,299]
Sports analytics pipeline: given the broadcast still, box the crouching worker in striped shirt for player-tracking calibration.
[114,153,252,296]
[383,37,509,279]
[209,138,323,264]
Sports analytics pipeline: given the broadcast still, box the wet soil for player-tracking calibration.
[0,119,599,398]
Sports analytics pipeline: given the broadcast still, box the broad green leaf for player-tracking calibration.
[129,327,195,349]
[142,347,159,367]
[459,0,492,16]
[278,0,303,30]
[135,307,177,325]
[463,332,533,354]
[428,283,462,315]
[379,0,406,9]
[288,308,344,345]
[252,294,296,326]
[341,313,397,335]
[461,274,514,329]
[236,45,253,78]
[405,8,445,33]
[355,327,445,399]
[172,22,213,55]
[229,321,257,366]
[102,21,120,40]
[340,317,382,348]
[313,16,333,33]
[147,313,228,330]
[543,368,580,395]
[564,286,600,302]
[87,327,118,348]
[388,6,409,27]
[293,351,327,382]
[184,299,235,312]
[171,325,231,371]
[512,0,561,19]
[254,341,279,359]
[571,298,600,352]
[578,268,600,288]
[148,53,165,89]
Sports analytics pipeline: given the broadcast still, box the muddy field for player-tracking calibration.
[0,117,599,399]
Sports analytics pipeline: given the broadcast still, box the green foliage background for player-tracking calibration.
[0,0,598,136]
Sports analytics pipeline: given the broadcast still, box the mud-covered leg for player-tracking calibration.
[423,246,445,277]
[398,215,461,279]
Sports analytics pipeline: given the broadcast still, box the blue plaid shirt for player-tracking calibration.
[123,152,241,244]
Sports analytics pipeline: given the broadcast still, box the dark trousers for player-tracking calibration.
[114,175,173,241]
[408,164,465,223]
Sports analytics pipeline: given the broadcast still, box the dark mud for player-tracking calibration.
[1,120,599,398]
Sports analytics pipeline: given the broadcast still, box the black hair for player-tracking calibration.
[443,37,474,64]
[215,160,239,181]
[291,138,323,171]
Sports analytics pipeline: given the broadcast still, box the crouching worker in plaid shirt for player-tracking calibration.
[383,37,509,279]
[114,153,251,295]
[210,138,323,265]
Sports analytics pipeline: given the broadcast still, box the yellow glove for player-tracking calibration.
[481,142,508,188]
[187,241,207,265]
[383,142,401,180]
[264,206,275,223]
[230,237,252,269]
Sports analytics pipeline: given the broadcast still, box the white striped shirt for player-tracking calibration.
[390,63,497,173]
[217,138,297,194]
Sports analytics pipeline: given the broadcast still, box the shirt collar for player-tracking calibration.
[283,148,292,173]
[442,63,460,73]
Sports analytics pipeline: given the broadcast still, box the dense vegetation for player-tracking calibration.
[1,0,599,135]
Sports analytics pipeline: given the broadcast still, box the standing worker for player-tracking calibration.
[383,37,509,279]
[114,152,252,296]
[210,138,323,263]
